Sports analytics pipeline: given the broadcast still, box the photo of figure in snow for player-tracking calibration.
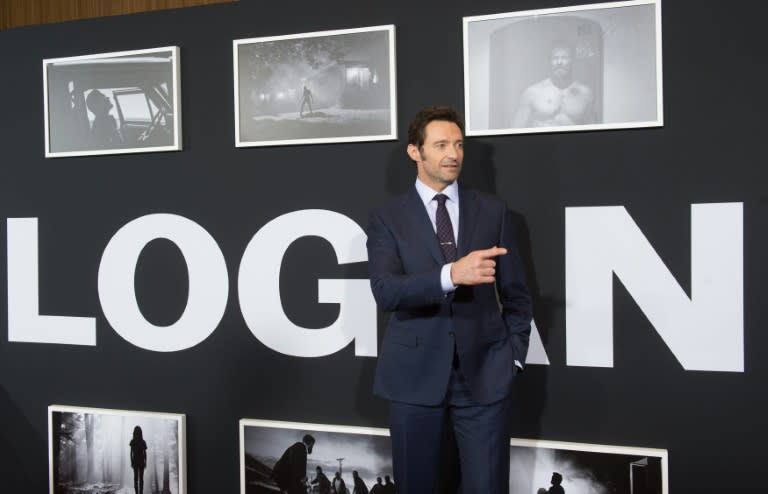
[240,420,395,494]
[49,406,185,494]
[235,26,396,146]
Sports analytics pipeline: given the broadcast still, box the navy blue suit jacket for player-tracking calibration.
[367,186,532,406]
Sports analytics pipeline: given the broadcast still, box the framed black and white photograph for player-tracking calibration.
[463,0,663,135]
[43,46,182,157]
[233,25,397,147]
[509,438,668,494]
[48,405,186,494]
[239,419,395,494]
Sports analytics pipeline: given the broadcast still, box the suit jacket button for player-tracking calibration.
[448,331,455,337]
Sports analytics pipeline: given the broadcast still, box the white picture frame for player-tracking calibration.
[43,46,182,157]
[239,419,393,494]
[233,25,397,147]
[509,437,669,494]
[48,404,186,494]
[463,0,663,136]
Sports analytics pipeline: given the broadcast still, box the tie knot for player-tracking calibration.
[434,194,448,206]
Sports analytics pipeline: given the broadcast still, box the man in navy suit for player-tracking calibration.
[366,106,532,493]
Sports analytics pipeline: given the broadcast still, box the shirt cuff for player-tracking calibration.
[440,263,456,293]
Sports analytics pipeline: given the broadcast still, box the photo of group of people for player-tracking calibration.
[240,420,396,494]
[239,421,667,494]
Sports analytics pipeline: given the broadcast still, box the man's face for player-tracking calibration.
[408,120,464,192]
[550,46,573,78]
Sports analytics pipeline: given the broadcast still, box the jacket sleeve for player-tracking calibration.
[496,206,533,365]
[366,208,446,312]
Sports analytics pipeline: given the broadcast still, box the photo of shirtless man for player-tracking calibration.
[512,41,596,128]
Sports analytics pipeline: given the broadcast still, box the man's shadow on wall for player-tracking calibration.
[352,139,557,492]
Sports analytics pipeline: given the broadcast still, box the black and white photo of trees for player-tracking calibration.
[50,407,184,494]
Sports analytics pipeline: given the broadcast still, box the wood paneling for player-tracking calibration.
[0,0,236,30]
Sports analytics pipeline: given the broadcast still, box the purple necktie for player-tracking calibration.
[434,194,457,263]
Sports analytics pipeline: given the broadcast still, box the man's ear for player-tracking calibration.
[406,144,420,163]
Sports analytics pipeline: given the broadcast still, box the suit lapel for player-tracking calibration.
[403,187,445,265]
[457,187,480,258]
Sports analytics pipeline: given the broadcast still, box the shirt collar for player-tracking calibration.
[415,178,459,207]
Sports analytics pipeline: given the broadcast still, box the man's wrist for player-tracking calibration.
[441,263,457,292]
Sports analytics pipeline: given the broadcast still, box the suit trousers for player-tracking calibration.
[389,364,513,494]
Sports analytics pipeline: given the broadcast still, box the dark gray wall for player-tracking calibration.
[1,0,765,492]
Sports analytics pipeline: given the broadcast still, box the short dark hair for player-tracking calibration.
[303,434,315,445]
[552,472,563,484]
[407,106,464,148]
[550,40,574,55]
[86,89,109,114]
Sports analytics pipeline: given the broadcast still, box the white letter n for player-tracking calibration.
[565,203,743,372]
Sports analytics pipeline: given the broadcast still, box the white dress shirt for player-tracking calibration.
[414,178,459,293]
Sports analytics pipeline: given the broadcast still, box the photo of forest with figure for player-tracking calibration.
[50,407,184,494]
